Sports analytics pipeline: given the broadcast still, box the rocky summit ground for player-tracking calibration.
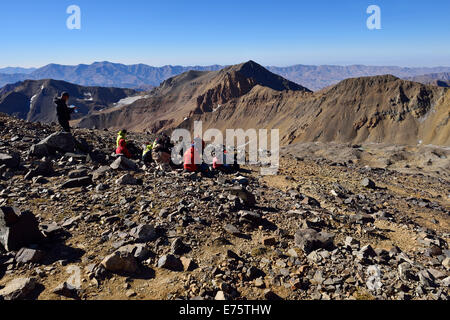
[0,113,449,301]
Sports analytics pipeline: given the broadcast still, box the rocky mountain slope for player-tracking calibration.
[0,79,138,123]
[281,75,450,146]
[2,61,450,91]
[77,61,450,147]
[0,114,448,300]
[76,61,311,132]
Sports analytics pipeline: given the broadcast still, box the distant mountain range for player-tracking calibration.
[266,66,450,90]
[1,61,450,91]
[0,67,36,74]
[405,72,450,88]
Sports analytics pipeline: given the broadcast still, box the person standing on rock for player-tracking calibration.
[55,92,75,133]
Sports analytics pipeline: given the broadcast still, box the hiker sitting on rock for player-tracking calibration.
[184,138,208,173]
[55,92,76,133]
[116,129,127,148]
[212,147,235,174]
[142,142,153,163]
[116,129,140,159]
[152,134,173,171]
[116,138,132,158]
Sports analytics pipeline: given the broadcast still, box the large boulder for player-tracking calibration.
[92,166,112,180]
[0,152,20,169]
[60,176,93,189]
[35,159,54,176]
[68,169,89,179]
[116,173,137,185]
[129,224,156,243]
[101,251,140,274]
[15,248,46,264]
[0,277,37,300]
[110,156,138,171]
[29,143,49,158]
[157,254,183,271]
[226,186,257,207]
[30,132,75,156]
[24,160,54,180]
[294,228,335,254]
[0,207,45,251]
[116,244,152,262]
[52,281,80,299]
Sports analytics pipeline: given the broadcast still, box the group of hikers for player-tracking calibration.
[54,91,239,174]
[115,129,239,174]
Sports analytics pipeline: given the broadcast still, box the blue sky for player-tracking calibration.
[1,0,449,68]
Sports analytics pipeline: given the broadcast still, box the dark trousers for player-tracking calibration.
[58,117,71,133]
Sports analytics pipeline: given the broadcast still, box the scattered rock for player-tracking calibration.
[262,237,277,246]
[226,186,256,207]
[110,156,138,171]
[126,289,137,297]
[53,281,80,299]
[101,251,140,274]
[0,277,37,300]
[15,248,45,264]
[129,224,156,243]
[60,176,93,189]
[0,152,20,169]
[117,244,152,262]
[361,178,376,189]
[224,224,241,236]
[157,254,183,271]
[116,173,138,185]
[180,257,197,271]
[215,290,227,300]
[294,228,335,253]
[68,169,89,179]
[171,238,191,255]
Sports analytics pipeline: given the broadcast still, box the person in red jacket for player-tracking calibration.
[183,144,199,172]
[116,138,132,158]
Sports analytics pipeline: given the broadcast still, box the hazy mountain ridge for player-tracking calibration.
[405,72,450,88]
[0,67,36,74]
[1,61,450,91]
[267,65,450,90]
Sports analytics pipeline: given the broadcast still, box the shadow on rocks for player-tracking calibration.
[39,242,85,266]
[27,283,46,300]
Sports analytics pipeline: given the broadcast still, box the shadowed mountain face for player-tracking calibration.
[0,79,138,123]
[77,61,450,146]
[1,61,450,91]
